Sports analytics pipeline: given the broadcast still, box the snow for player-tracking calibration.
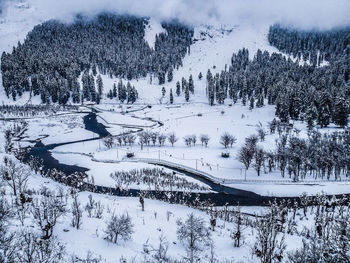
[144,17,165,49]
[0,2,349,261]
[38,102,347,197]
[51,151,210,192]
[13,111,98,147]
[1,0,346,196]
[226,181,350,197]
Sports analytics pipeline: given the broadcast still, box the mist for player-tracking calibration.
[3,0,350,30]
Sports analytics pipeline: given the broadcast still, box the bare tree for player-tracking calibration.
[17,230,37,263]
[245,134,259,146]
[4,128,12,153]
[138,133,146,150]
[104,213,134,244]
[254,147,265,176]
[121,135,128,146]
[184,135,192,147]
[17,230,66,262]
[117,136,123,146]
[144,131,151,146]
[138,131,151,149]
[103,135,114,149]
[139,196,145,211]
[143,234,171,262]
[210,218,216,231]
[151,132,158,146]
[253,204,286,263]
[191,135,197,146]
[220,132,236,148]
[168,132,178,147]
[176,213,211,262]
[31,191,67,240]
[70,250,102,263]
[126,134,136,146]
[200,134,210,147]
[231,208,244,247]
[158,134,167,146]
[94,201,104,219]
[0,157,30,199]
[85,194,95,218]
[0,196,18,263]
[257,127,266,142]
[238,145,254,176]
[32,234,66,263]
[71,192,82,229]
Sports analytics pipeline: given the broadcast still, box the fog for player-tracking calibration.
[3,0,350,30]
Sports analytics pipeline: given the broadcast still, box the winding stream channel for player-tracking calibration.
[11,107,347,206]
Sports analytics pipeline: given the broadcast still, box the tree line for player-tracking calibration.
[238,122,350,181]
[1,13,193,104]
[205,25,350,128]
[110,168,208,192]
[268,24,350,65]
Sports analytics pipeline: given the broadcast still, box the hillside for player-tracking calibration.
[1,1,350,263]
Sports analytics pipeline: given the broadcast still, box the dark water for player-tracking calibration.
[83,112,110,137]
[21,111,348,206]
[24,112,109,174]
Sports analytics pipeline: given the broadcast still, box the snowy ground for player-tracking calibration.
[0,2,349,262]
[1,1,347,197]
[1,161,305,263]
[43,101,347,197]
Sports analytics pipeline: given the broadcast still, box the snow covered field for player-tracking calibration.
[1,1,350,262]
[0,0,346,198]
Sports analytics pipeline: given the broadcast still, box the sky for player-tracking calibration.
[2,0,350,30]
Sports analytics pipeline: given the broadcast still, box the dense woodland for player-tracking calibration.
[268,24,350,65]
[1,13,193,104]
[206,26,350,128]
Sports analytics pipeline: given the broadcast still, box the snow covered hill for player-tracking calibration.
[1,1,350,263]
[0,0,284,105]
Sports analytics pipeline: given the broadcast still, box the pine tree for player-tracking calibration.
[181,77,186,92]
[317,92,332,128]
[96,74,103,97]
[304,103,318,130]
[127,86,137,104]
[242,93,247,106]
[317,104,331,128]
[176,81,181,96]
[275,92,289,123]
[89,74,96,102]
[107,89,113,99]
[185,85,190,102]
[112,83,117,98]
[118,82,127,103]
[198,72,203,80]
[249,97,255,110]
[170,88,174,104]
[167,66,173,82]
[256,93,264,108]
[96,93,101,104]
[72,79,80,104]
[189,74,194,94]
[82,71,90,100]
[158,70,165,85]
[333,97,348,127]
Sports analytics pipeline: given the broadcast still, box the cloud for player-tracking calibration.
[23,0,350,30]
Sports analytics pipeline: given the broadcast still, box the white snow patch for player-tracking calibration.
[144,17,165,49]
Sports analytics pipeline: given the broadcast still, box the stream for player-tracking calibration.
[16,108,346,206]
